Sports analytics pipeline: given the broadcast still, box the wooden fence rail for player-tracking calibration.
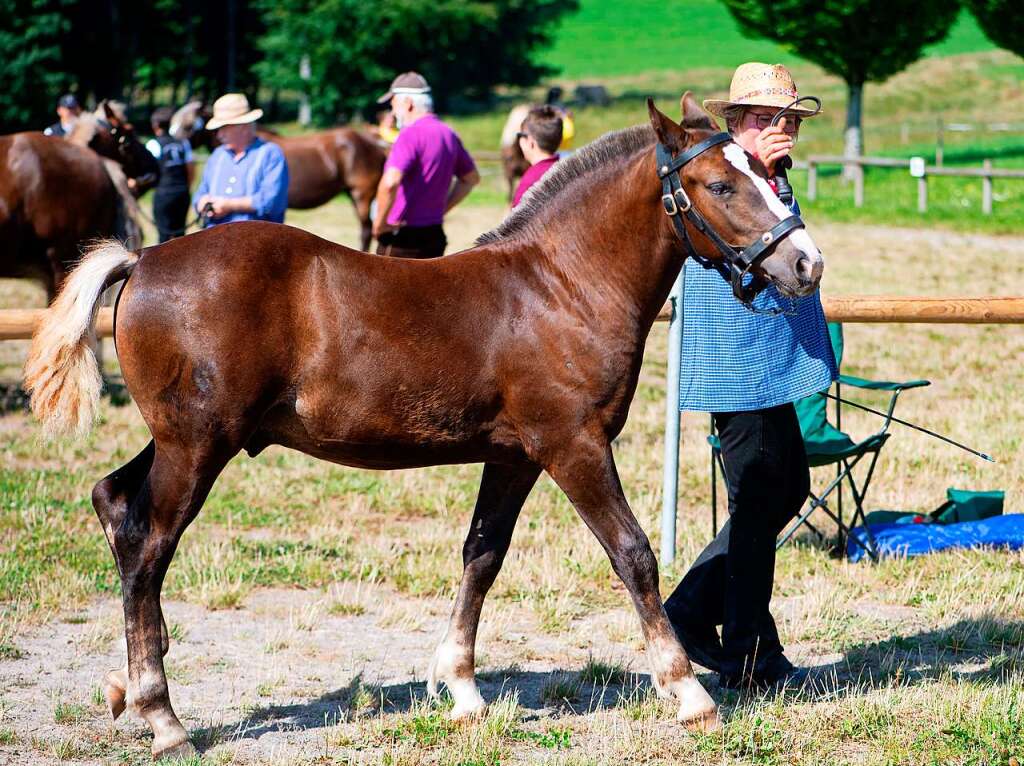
[653,296,1024,324]
[798,155,1024,215]
[2,298,1023,343]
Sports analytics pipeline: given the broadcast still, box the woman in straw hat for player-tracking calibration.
[192,93,289,226]
[662,63,837,691]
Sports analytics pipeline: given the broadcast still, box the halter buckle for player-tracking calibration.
[661,193,678,217]
[674,187,691,212]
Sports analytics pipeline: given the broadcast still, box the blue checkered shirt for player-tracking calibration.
[678,198,837,413]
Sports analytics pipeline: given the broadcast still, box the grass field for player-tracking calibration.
[444,48,1024,234]
[544,2,995,78]
[1,197,1022,764]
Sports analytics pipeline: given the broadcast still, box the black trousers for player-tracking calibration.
[376,224,447,259]
[664,403,810,678]
[153,188,191,243]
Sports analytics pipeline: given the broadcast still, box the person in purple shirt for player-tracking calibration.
[193,93,289,226]
[372,72,480,258]
[512,105,563,208]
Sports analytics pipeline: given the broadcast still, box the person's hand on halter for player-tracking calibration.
[754,116,794,176]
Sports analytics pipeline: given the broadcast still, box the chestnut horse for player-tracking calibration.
[25,95,823,760]
[260,128,386,251]
[0,102,158,300]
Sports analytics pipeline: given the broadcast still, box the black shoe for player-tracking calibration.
[719,654,809,691]
[672,620,723,673]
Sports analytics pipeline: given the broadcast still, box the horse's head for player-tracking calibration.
[94,101,159,193]
[647,94,823,299]
[171,100,219,151]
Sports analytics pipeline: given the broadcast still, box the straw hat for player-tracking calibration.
[703,63,820,118]
[206,93,263,130]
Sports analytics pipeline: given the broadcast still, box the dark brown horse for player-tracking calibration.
[68,102,161,196]
[24,95,823,760]
[0,104,157,301]
[259,128,386,251]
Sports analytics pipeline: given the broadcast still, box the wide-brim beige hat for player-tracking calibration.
[206,93,263,130]
[703,63,820,118]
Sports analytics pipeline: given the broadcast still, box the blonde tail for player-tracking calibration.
[23,240,138,438]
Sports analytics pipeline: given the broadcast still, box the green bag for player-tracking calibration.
[931,488,1005,524]
[864,488,1004,528]
[864,509,926,526]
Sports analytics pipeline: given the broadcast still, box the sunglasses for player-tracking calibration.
[749,112,802,133]
[516,131,530,141]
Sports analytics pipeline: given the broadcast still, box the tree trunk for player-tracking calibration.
[842,80,864,182]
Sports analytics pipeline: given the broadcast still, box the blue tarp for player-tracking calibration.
[848,514,1024,563]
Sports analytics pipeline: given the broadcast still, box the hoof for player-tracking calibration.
[680,707,722,732]
[427,655,441,700]
[449,698,487,721]
[104,669,127,720]
[675,676,718,731]
[152,737,195,762]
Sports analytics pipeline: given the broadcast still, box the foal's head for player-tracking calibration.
[648,94,823,297]
[70,102,160,193]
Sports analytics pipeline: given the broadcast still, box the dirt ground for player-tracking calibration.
[0,582,846,765]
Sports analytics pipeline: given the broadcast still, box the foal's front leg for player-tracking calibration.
[546,438,720,729]
[429,462,540,718]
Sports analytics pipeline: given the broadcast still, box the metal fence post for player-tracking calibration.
[660,269,684,566]
[982,159,993,215]
[807,160,817,201]
[918,174,928,213]
[854,163,865,208]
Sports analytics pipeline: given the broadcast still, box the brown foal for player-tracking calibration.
[25,94,823,760]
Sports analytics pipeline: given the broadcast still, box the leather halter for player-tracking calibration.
[656,131,807,308]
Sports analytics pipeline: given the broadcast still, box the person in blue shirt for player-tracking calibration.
[192,93,288,226]
[663,63,838,691]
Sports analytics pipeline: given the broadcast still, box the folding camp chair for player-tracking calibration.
[708,323,930,562]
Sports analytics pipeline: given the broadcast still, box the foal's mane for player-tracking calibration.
[66,101,128,147]
[477,123,654,245]
[66,113,99,147]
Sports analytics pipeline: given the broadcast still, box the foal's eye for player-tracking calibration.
[707,182,733,196]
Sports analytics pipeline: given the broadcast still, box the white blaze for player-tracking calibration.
[721,143,821,261]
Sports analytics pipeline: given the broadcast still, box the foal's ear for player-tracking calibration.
[102,101,120,126]
[647,98,685,153]
[679,91,718,132]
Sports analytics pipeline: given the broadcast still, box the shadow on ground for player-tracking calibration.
[791,615,1024,703]
[194,616,1022,749]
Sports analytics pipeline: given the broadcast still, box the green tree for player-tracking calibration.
[964,0,1024,58]
[718,0,959,161]
[0,0,72,133]
[255,0,578,126]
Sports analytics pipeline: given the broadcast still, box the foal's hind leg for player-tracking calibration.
[428,462,540,719]
[107,439,234,759]
[350,190,373,251]
[545,438,719,730]
[92,442,156,719]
